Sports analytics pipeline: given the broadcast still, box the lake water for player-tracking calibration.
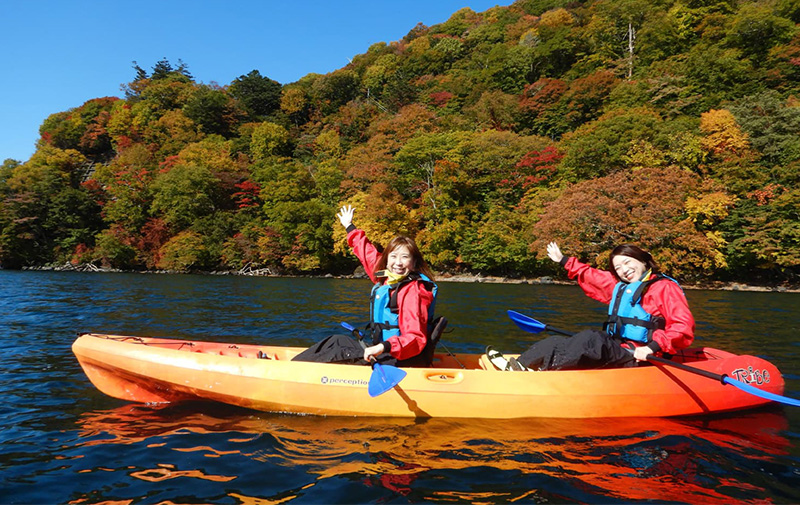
[1,270,799,504]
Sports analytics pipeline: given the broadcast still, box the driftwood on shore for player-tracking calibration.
[237,262,275,276]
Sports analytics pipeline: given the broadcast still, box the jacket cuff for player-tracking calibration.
[346,224,357,234]
[382,341,392,354]
[559,256,569,268]
[647,340,662,353]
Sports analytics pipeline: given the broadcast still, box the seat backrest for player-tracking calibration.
[422,315,448,365]
[395,316,448,368]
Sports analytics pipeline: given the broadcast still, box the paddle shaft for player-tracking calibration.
[508,310,800,407]
[545,325,572,337]
[646,353,726,383]
[343,321,465,369]
[510,311,723,379]
[544,328,722,380]
[646,353,800,407]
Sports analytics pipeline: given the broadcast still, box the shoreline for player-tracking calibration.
[435,272,800,293]
[16,263,800,293]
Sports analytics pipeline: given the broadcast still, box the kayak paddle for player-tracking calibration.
[507,310,571,336]
[507,310,800,408]
[341,321,364,340]
[644,352,800,407]
[341,321,407,397]
[368,360,407,397]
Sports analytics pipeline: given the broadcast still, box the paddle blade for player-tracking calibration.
[507,310,548,333]
[368,362,407,397]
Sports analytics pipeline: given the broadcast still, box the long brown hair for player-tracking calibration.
[375,236,435,281]
[608,244,659,281]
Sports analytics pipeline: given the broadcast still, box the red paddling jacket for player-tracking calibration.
[347,228,435,361]
[562,257,695,354]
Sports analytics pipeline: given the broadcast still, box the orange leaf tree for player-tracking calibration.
[530,166,726,280]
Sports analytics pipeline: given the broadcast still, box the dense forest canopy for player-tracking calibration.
[2,0,799,284]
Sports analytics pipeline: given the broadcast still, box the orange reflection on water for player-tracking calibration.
[171,445,241,457]
[227,491,298,505]
[130,463,236,483]
[76,403,790,504]
[431,489,540,503]
[69,500,132,505]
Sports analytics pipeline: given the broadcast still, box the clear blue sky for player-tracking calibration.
[0,0,508,163]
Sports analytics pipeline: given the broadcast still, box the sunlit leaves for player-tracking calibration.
[91,144,155,231]
[310,70,361,116]
[459,205,538,274]
[685,191,736,227]
[156,230,208,271]
[684,44,761,110]
[280,86,309,119]
[332,189,414,258]
[4,3,800,281]
[464,90,520,130]
[558,107,662,181]
[699,109,751,157]
[136,75,196,112]
[250,122,290,161]
[531,167,728,278]
[39,98,118,159]
[150,163,218,230]
[416,218,467,269]
[313,129,343,159]
[392,130,468,201]
[93,226,138,269]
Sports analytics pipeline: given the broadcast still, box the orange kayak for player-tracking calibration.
[72,333,785,418]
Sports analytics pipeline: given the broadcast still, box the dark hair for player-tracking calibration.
[375,235,435,281]
[608,244,659,281]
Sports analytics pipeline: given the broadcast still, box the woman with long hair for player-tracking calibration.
[490,242,695,371]
[292,205,437,366]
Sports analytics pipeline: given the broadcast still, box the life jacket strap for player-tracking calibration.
[364,321,399,345]
[605,276,668,342]
[387,272,435,314]
[605,315,666,332]
[368,272,437,345]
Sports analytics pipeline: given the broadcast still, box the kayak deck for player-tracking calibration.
[73,333,785,419]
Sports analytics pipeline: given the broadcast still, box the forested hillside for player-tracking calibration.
[2,0,799,283]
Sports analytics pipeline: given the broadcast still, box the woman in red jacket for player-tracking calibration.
[492,242,695,371]
[292,205,437,366]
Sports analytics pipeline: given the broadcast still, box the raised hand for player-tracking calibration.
[337,205,355,229]
[546,242,563,263]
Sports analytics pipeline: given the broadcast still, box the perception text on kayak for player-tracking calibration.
[321,376,369,386]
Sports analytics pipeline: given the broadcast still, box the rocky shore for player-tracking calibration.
[18,262,800,293]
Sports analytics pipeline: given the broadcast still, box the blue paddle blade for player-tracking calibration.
[368,362,407,397]
[507,310,548,333]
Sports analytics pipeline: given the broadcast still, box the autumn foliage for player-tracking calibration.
[1,1,799,284]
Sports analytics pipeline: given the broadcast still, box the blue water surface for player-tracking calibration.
[0,270,798,504]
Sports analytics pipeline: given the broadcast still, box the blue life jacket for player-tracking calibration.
[604,275,681,343]
[367,272,437,345]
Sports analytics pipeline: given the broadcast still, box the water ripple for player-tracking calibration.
[1,271,799,503]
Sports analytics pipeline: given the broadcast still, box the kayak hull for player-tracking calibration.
[72,333,785,419]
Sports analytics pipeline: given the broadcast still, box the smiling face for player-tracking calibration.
[386,245,415,277]
[612,254,648,283]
